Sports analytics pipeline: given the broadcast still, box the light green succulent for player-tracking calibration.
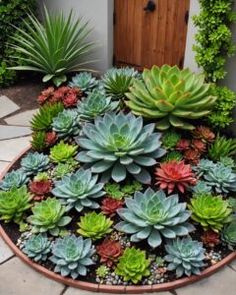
[219,156,235,168]
[115,247,150,284]
[162,131,181,149]
[52,109,80,139]
[0,186,32,224]
[22,234,51,262]
[76,112,166,184]
[0,169,29,191]
[52,168,105,212]
[104,181,142,200]
[69,72,98,92]
[77,212,113,240]
[189,194,232,232]
[34,172,50,182]
[165,237,205,277]
[21,152,50,175]
[221,218,236,249]
[53,159,78,179]
[116,188,194,248]
[50,235,95,279]
[27,198,72,236]
[103,67,139,100]
[77,89,119,120]
[49,141,78,163]
[96,265,109,278]
[126,65,216,130]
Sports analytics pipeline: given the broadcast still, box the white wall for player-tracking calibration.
[38,0,114,74]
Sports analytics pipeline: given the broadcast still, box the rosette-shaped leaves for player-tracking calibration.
[189,194,232,232]
[76,112,166,184]
[69,72,98,92]
[77,212,113,240]
[164,237,205,277]
[116,188,194,248]
[77,89,119,120]
[155,161,197,193]
[221,219,236,249]
[0,169,29,190]
[0,186,32,224]
[49,141,78,163]
[193,159,215,177]
[50,235,95,279]
[126,65,216,130]
[21,152,50,175]
[52,168,105,212]
[52,109,80,139]
[97,239,122,267]
[22,234,51,262]
[27,198,72,236]
[115,247,150,284]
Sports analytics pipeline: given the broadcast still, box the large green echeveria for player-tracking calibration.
[75,112,166,184]
[115,247,150,284]
[116,188,194,248]
[52,168,105,212]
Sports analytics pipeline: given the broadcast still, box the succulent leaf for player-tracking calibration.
[0,169,29,191]
[49,141,78,163]
[21,152,50,175]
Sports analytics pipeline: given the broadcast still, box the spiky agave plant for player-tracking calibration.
[9,6,96,86]
[75,112,166,184]
[126,65,216,130]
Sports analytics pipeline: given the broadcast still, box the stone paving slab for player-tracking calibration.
[0,96,20,119]
[0,257,65,295]
[0,125,32,140]
[176,266,236,295]
[229,259,236,271]
[4,109,38,127]
[0,136,31,162]
[0,161,10,174]
[0,237,14,264]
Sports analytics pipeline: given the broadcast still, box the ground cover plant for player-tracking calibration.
[1,64,236,288]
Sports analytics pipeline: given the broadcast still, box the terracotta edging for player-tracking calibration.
[0,147,236,293]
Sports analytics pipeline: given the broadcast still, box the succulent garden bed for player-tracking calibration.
[1,65,236,293]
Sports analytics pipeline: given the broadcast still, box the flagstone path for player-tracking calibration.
[0,94,236,295]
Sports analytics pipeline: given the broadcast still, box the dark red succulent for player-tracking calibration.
[201,230,220,248]
[33,195,48,202]
[192,126,215,143]
[53,86,82,107]
[45,131,58,147]
[101,197,124,216]
[191,139,206,153]
[184,149,201,165]
[29,180,52,196]
[96,239,122,267]
[38,87,55,105]
[176,139,190,151]
[155,160,197,194]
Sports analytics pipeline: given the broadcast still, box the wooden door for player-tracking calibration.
[114,0,190,70]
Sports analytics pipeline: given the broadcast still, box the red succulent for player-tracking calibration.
[45,131,58,147]
[38,87,55,104]
[192,126,215,143]
[155,160,197,194]
[101,197,124,216]
[97,239,122,267]
[29,180,52,196]
[191,139,206,153]
[184,149,201,165]
[201,230,220,248]
[176,139,190,151]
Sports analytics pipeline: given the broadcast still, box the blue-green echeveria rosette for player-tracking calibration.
[52,168,105,212]
[21,152,50,175]
[75,112,166,184]
[0,169,29,190]
[115,188,194,248]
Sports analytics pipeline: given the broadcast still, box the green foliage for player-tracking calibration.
[189,194,232,232]
[116,188,194,248]
[52,168,105,212]
[219,156,235,168]
[21,152,50,175]
[115,247,150,284]
[162,131,181,149]
[193,0,236,82]
[103,67,139,100]
[0,186,32,224]
[96,265,109,278]
[208,86,236,128]
[69,72,98,92]
[31,102,64,132]
[0,169,29,191]
[209,135,236,161]
[126,65,216,130]
[52,109,80,139]
[22,234,51,262]
[0,61,17,88]
[49,141,77,163]
[27,198,72,236]
[53,159,78,179]
[104,181,143,200]
[10,7,95,86]
[77,89,119,120]
[76,112,166,184]
[221,218,236,249]
[77,212,113,240]
[165,237,205,277]
[31,131,47,151]
[50,235,95,279]
[161,151,183,163]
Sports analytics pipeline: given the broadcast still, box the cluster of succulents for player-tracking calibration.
[2,65,236,286]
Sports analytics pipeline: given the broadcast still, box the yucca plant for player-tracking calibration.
[0,169,29,191]
[126,65,216,130]
[49,141,78,163]
[69,72,98,92]
[9,7,96,86]
[208,134,236,161]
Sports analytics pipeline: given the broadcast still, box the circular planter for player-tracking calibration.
[0,147,236,294]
